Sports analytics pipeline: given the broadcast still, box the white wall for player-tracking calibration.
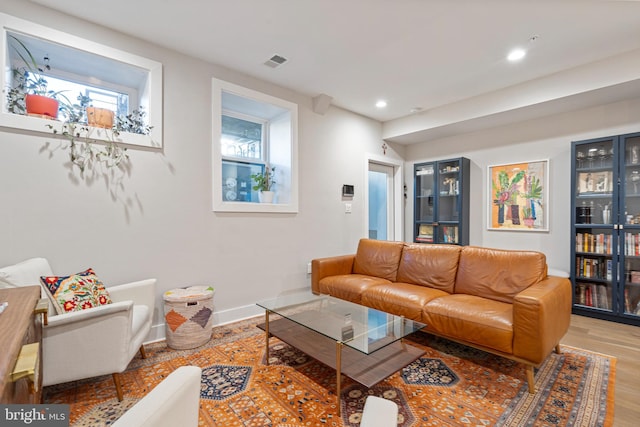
[0,1,402,338]
[404,97,640,274]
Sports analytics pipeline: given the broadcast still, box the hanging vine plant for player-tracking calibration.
[47,94,153,173]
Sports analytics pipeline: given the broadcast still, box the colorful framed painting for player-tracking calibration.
[488,159,549,232]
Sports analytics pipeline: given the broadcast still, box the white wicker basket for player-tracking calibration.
[163,286,214,349]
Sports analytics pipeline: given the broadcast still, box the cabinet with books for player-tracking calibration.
[414,157,470,245]
[571,133,640,326]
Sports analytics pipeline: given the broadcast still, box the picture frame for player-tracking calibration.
[488,159,549,232]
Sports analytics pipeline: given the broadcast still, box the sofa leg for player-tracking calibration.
[139,345,147,359]
[555,344,561,354]
[525,365,536,393]
[113,373,124,401]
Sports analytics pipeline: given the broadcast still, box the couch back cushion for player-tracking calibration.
[396,244,462,293]
[455,246,547,303]
[353,239,405,281]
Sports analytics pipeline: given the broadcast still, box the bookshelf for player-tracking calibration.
[571,133,640,326]
[414,157,469,245]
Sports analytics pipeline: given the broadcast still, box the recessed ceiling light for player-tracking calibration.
[375,100,387,108]
[507,48,526,62]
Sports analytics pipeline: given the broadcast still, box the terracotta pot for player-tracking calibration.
[86,107,115,129]
[25,94,59,119]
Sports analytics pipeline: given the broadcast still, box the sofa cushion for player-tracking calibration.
[353,239,405,282]
[318,275,390,304]
[362,282,449,321]
[422,294,513,354]
[396,244,462,293]
[454,246,547,303]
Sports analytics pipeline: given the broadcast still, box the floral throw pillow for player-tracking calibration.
[40,268,112,314]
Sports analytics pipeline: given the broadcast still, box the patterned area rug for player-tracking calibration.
[43,317,616,426]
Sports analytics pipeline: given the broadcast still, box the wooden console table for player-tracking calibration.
[0,286,46,404]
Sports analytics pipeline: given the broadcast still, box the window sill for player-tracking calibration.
[0,112,160,148]
[213,201,298,214]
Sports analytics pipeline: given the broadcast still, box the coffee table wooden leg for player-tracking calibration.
[336,341,342,417]
[265,310,270,366]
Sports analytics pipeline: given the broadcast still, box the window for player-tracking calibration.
[212,79,298,213]
[0,12,162,148]
[221,113,264,160]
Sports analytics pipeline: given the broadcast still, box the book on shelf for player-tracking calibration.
[417,224,433,243]
[576,256,609,280]
[441,226,458,244]
[576,282,610,310]
[625,288,632,313]
[575,232,612,254]
[625,233,640,256]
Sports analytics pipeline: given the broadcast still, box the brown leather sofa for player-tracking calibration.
[311,238,572,393]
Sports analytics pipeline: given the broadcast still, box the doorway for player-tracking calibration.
[367,158,402,241]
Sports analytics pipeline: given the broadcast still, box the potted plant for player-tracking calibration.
[115,107,153,134]
[7,35,63,118]
[86,107,115,129]
[251,166,276,203]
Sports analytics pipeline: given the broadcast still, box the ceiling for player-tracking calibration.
[29,0,640,144]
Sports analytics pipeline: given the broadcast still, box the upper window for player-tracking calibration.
[212,78,298,213]
[221,113,264,160]
[0,13,162,147]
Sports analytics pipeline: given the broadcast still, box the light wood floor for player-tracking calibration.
[560,314,640,427]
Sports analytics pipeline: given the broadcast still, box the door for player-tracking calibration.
[368,162,395,240]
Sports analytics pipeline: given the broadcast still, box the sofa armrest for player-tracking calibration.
[311,255,355,294]
[512,275,572,364]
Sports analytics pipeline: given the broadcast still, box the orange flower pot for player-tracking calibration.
[25,94,59,119]
[86,107,115,129]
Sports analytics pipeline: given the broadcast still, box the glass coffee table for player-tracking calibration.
[256,291,426,416]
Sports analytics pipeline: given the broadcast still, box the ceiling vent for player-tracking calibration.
[264,54,288,68]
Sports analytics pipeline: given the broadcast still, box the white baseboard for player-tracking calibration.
[144,303,263,344]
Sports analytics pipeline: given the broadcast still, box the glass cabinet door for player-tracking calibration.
[415,163,435,242]
[573,138,615,313]
[621,134,640,318]
[437,159,461,243]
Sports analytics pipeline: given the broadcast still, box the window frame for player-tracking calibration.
[0,12,162,148]
[212,78,298,213]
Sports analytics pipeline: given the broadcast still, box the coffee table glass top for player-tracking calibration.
[256,291,425,354]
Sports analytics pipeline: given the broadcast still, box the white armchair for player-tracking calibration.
[0,257,156,401]
[112,366,201,427]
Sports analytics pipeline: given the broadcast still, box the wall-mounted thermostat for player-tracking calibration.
[342,185,354,197]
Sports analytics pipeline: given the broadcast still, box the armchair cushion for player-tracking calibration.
[0,257,56,313]
[40,268,112,314]
[0,257,53,287]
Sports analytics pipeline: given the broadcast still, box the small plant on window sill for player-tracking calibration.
[251,166,276,192]
[115,107,153,135]
[6,35,65,118]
